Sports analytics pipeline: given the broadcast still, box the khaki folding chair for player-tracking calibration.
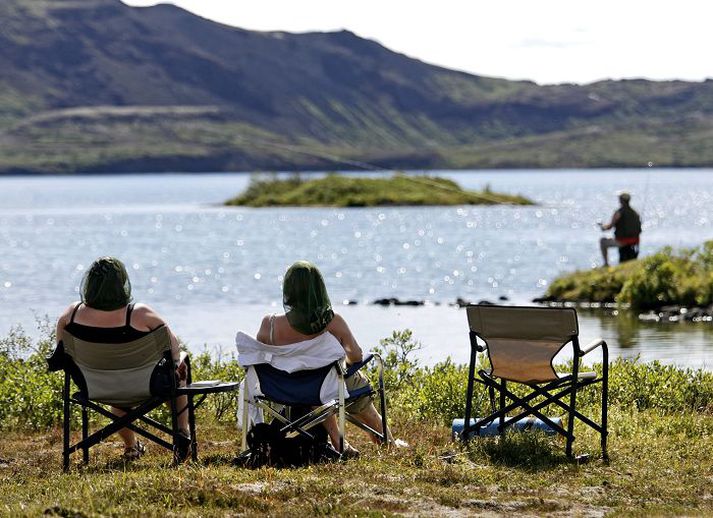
[58,326,238,470]
[462,305,608,460]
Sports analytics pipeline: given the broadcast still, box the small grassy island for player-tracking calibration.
[543,240,713,311]
[225,174,533,207]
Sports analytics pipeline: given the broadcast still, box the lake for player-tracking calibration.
[1,169,712,369]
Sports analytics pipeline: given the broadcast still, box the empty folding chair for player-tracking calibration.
[460,305,608,460]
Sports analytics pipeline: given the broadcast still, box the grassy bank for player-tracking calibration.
[1,328,712,516]
[224,174,533,207]
[545,240,713,310]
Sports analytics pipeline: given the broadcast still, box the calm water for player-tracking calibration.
[1,169,712,369]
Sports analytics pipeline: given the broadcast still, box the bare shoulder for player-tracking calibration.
[57,301,80,326]
[258,314,272,332]
[326,313,351,334]
[131,303,167,329]
[256,314,272,342]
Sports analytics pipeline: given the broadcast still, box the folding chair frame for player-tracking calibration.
[240,353,389,455]
[462,308,609,460]
[62,355,237,471]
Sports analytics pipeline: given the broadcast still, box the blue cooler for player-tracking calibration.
[452,417,562,440]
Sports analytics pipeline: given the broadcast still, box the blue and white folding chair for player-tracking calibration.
[235,332,388,455]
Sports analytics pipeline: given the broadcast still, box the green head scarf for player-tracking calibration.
[283,261,334,335]
[80,257,133,311]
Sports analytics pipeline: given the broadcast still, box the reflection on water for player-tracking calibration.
[578,309,713,368]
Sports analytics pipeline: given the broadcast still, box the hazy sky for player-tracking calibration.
[123,0,712,85]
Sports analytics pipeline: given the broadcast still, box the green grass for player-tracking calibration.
[0,410,711,517]
[545,240,713,310]
[225,174,533,207]
[1,327,712,516]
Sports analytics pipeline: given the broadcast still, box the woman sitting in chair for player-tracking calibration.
[256,260,396,457]
[55,256,190,461]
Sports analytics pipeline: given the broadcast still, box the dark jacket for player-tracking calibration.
[614,205,641,239]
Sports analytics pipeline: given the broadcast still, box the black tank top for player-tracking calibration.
[64,303,153,343]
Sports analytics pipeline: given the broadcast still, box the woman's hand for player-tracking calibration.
[175,351,189,382]
[175,360,188,381]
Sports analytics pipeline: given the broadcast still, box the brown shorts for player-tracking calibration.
[344,367,373,415]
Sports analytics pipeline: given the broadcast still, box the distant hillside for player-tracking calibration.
[1,0,712,173]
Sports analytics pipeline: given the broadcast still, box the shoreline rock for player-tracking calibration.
[532,298,713,323]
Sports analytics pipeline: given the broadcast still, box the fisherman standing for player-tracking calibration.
[599,191,642,267]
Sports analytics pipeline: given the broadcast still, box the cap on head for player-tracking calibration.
[618,191,631,202]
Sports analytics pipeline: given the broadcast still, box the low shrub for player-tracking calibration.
[0,326,711,432]
[546,240,713,310]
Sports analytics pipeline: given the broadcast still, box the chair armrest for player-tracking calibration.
[469,331,486,352]
[579,338,608,357]
[345,354,374,377]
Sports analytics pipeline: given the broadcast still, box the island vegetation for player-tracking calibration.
[224,174,533,207]
[0,327,712,515]
[543,240,713,311]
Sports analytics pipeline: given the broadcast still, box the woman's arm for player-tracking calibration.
[256,315,271,344]
[327,314,363,364]
[55,302,78,344]
[133,304,181,359]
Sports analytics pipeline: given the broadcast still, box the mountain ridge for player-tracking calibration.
[1,0,712,173]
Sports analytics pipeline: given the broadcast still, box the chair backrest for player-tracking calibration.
[62,326,171,406]
[253,363,336,406]
[467,305,579,383]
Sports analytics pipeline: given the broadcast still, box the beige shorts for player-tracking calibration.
[344,367,373,415]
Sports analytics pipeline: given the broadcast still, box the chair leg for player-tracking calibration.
[338,375,346,454]
[81,407,89,464]
[170,396,179,464]
[498,380,506,435]
[62,373,71,472]
[188,395,197,462]
[601,363,609,460]
[566,381,577,458]
[241,383,249,452]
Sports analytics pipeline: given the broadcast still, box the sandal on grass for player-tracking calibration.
[174,430,192,463]
[123,440,146,461]
[340,444,360,460]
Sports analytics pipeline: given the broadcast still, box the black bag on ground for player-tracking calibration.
[239,406,340,468]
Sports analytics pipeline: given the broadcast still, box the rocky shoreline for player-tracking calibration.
[360,295,713,324]
[533,297,713,323]
[365,296,509,308]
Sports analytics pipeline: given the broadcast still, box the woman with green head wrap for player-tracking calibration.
[54,256,192,462]
[257,260,395,456]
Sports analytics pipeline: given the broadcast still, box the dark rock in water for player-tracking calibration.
[454,297,472,308]
[659,305,683,314]
[498,295,509,301]
[683,307,706,321]
[532,296,556,304]
[373,298,399,306]
[399,299,424,306]
[372,298,424,306]
[477,300,495,306]
[344,300,358,305]
[639,312,660,322]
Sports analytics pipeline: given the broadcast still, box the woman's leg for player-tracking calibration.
[110,406,136,448]
[322,414,356,453]
[171,394,190,434]
[349,403,394,444]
